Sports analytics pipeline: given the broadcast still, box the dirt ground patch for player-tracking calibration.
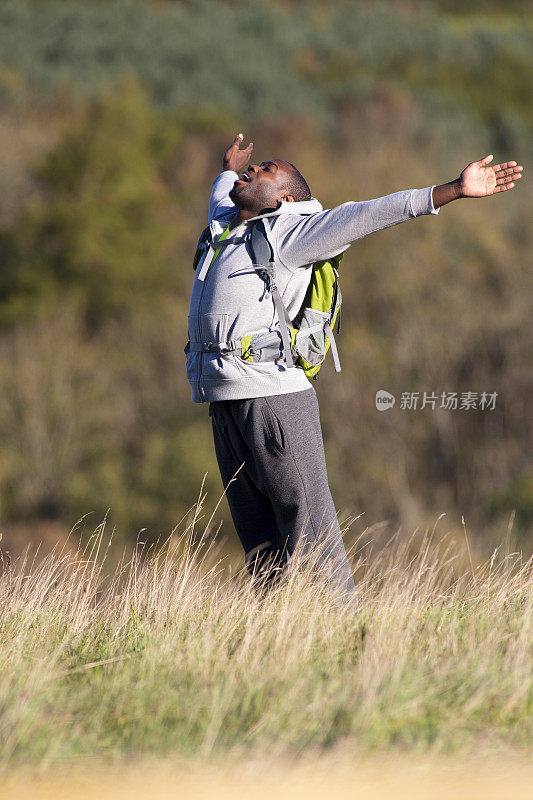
[2,752,532,800]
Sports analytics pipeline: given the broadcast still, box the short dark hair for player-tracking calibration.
[283,161,312,202]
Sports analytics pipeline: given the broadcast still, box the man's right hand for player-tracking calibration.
[223,133,254,174]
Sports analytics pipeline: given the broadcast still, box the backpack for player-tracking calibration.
[191,216,343,380]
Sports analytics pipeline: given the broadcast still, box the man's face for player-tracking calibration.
[229,160,294,212]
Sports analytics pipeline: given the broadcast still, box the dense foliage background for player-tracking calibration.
[0,0,531,560]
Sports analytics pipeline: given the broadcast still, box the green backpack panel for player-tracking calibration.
[250,217,343,380]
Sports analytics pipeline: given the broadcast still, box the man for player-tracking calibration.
[185,133,523,604]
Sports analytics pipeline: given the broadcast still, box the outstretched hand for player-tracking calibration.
[223,133,254,173]
[460,154,523,198]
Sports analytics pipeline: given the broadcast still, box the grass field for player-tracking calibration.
[0,501,531,775]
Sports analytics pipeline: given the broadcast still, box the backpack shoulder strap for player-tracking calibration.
[192,225,212,271]
[250,217,276,267]
[249,217,294,368]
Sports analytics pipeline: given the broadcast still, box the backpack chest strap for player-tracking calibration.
[189,339,240,355]
[187,330,285,361]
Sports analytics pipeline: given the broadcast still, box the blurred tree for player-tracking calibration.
[0,78,180,326]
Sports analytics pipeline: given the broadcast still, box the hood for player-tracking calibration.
[209,196,324,240]
[244,196,323,223]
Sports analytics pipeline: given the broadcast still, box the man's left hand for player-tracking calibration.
[460,154,523,198]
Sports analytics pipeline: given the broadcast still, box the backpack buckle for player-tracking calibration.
[218,340,237,355]
[254,265,275,299]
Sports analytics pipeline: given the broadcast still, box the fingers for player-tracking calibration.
[478,154,493,166]
[490,159,524,195]
[494,162,523,191]
[223,132,254,171]
[493,160,523,172]
[494,160,516,171]
[494,165,521,177]
[231,133,253,152]
[495,172,522,186]
[493,182,515,193]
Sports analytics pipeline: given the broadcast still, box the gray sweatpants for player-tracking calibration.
[209,386,357,606]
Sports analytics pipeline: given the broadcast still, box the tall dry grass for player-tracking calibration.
[0,490,531,769]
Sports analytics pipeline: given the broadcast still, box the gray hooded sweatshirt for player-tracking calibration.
[186,170,440,403]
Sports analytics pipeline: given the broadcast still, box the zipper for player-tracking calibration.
[196,223,231,400]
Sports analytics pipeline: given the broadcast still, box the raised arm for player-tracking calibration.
[275,186,439,269]
[208,133,254,223]
[276,155,524,270]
